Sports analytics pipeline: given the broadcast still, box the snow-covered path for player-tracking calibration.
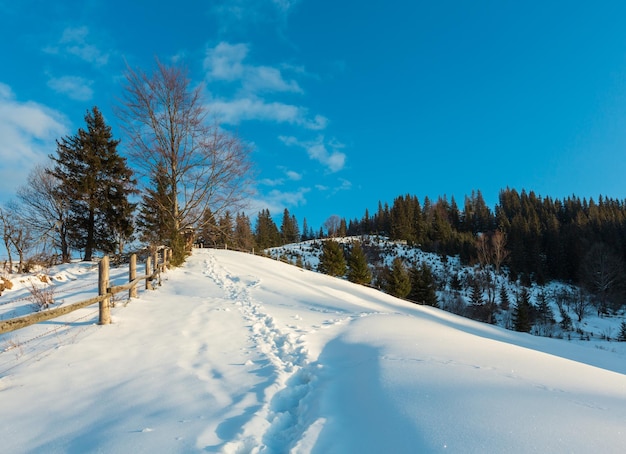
[1,248,626,453]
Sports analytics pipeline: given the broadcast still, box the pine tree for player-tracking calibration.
[536,290,554,325]
[233,212,255,251]
[217,211,233,247]
[384,257,411,299]
[513,288,532,332]
[559,305,573,331]
[301,218,309,241]
[280,209,300,244]
[50,106,135,261]
[450,272,462,295]
[347,241,372,284]
[618,321,626,341]
[137,162,174,247]
[469,279,483,306]
[408,263,439,307]
[318,240,347,277]
[255,209,281,249]
[195,208,219,248]
[499,284,510,311]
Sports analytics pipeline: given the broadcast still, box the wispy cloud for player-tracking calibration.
[204,41,328,130]
[47,75,93,101]
[205,42,302,94]
[279,135,347,173]
[208,97,327,130]
[259,167,303,188]
[44,26,109,66]
[0,83,67,200]
[210,0,301,32]
[285,170,302,181]
[248,186,311,217]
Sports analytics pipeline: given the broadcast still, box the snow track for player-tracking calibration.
[201,251,320,453]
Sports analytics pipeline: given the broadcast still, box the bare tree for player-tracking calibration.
[476,233,490,268]
[10,220,33,273]
[0,208,14,273]
[491,230,510,274]
[0,207,33,273]
[580,242,625,315]
[116,60,254,261]
[324,215,341,238]
[571,287,592,322]
[16,165,71,263]
[475,230,509,274]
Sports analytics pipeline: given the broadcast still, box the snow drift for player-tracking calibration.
[1,248,625,453]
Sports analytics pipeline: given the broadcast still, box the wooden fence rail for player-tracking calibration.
[0,249,170,336]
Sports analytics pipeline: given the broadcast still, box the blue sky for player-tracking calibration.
[2,1,626,231]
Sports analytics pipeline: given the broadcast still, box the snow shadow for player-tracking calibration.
[311,336,431,453]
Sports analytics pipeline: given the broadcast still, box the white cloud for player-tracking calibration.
[247,186,310,219]
[205,42,302,94]
[0,83,68,200]
[286,170,302,181]
[45,26,109,66]
[272,0,300,12]
[208,97,327,130]
[260,177,284,187]
[259,169,301,187]
[47,76,93,101]
[279,135,347,173]
[209,0,301,32]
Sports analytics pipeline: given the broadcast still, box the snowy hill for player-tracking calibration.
[268,236,626,342]
[1,248,626,452]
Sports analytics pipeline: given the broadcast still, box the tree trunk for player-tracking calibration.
[3,238,12,274]
[61,227,70,263]
[84,209,95,261]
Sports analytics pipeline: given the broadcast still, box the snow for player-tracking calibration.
[1,248,626,453]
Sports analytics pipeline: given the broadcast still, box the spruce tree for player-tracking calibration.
[469,279,483,306]
[301,218,309,241]
[559,306,573,331]
[280,209,300,244]
[499,284,510,311]
[50,106,135,261]
[217,211,234,247]
[318,239,347,277]
[255,209,281,249]
[233,212,255,251]
[618,321,626,341]
[384,257,411,299]
[408,263,439,307]
[536,290,554,325]
[513,288,532,332]
[450,273,462,295]
[137,162,174,247]
[347,241,372,284]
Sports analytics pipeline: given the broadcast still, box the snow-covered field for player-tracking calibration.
[1,248,626,452]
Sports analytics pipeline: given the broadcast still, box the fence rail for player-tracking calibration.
[0,248,171,336]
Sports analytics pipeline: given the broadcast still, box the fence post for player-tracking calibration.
[129,254,137,299]
[99,256,111,325]
[152,250,158,273]
[145,256,152,290]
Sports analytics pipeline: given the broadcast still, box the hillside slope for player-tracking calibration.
[1,248,625,453]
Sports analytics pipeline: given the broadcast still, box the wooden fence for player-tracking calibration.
[0,248,171,335]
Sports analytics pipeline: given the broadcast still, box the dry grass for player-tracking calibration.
[27,280,55,311]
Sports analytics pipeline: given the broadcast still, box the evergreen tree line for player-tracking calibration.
[315,240,439,308]
[340,189,626,307]
[195,207,317,252]
[2,60,254,268]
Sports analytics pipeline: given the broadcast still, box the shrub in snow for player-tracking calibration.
[28,280,55,311]
[0,276,13,295]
